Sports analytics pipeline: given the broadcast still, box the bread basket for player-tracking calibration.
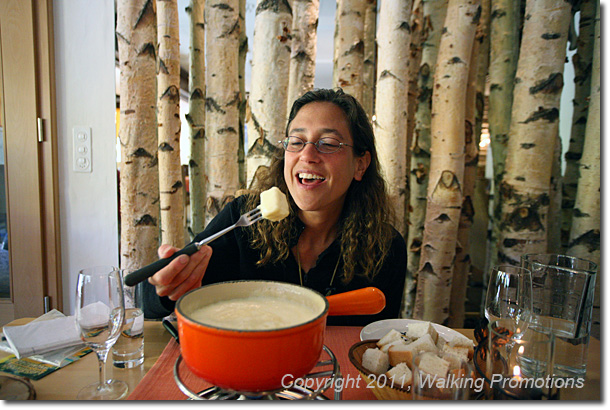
[348,340,412,400]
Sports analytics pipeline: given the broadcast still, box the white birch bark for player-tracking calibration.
[117,0,160,270]
[333,0,366,102]
[374,0,412,239]
[497,0,571,265]
[186,0,206,235]
[238,0,247,189]
[286,0,319,113]
[205,0,241,222]
[157,0,185,247]
[361,0,377,118]
[404,0,447,318]
[413,0,480,324]
[246,0,292,187]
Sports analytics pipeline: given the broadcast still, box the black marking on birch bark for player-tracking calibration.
[379,70,400,81]
[419,62,431,79]
[217,127,237,135]
[134,214,156,226]
[160,85,180,103]
[134,0,155,30]
[239,37,249,53]
[138,43,156,60]
[206,98,226,114]
[565,151,582,160]
[442,27,448,35]
[246,136,280,158]
[461,196,475,223]
[567,229,600,253]
[399,21,411,33]
[417,86,432,103]
[506,205,544,232]
[498,251,520,266]
[211,3,234,12]
[490,83,502,91]
[219,20,240,39]
[409,238,422,253]
[522,107,559,124]
[573,208,590,218]
[515,176,525,181]
[189,159,199,168]
[521,143,535,149]
[420,262,436,275]
[116,32,130,46]
[471,5,482,24]
[227,92,241,107]
[256,0,292,15]
[434,214,451,223]
[123,109,136,115]
[292,50,310,63]
[159,142,174,152]
[411,163,428,184]
[344,40,365,57]
[158,59,169,75]
[529,73,564,95]
[192,128,205,139]
[449,57,465,64]
[575,116,587,125]
[171,181,183,191]
[190,88,204,100]
[491,9,506,20]
[542,33,561,40]
[131,148,154,158]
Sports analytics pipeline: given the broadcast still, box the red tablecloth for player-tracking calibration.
[127,326,375,400]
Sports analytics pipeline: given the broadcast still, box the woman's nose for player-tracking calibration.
[299,142,321,161]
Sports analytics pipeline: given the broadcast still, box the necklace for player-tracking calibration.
[296,243,341,296]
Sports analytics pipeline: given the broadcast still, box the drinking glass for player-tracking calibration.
[484,265,533,335]
[75,266,128,400]
[112,271,144,368]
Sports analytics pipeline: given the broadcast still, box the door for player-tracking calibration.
[0,0,61,325]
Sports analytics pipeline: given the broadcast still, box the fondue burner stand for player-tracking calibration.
[174,346,343,400]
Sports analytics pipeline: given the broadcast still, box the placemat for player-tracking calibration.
[127,326,375,400]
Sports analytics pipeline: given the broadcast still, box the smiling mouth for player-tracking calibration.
[298,172,326,185]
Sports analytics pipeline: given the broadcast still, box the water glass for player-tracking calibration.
[521,254,597,378]
[113,271,144,368]
[412,351,473,400]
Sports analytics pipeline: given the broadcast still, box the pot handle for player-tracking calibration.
[326,287,385,316]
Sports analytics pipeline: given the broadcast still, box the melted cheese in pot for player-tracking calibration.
[190,296,319,330]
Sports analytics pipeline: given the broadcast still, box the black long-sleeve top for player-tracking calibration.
[143,196,407,326]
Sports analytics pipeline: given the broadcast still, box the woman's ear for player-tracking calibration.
[354,151,371,181]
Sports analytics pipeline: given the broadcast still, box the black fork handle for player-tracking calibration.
[123,243,200,287]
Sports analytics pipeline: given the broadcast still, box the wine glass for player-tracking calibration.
[75,266,128,400]
[484,265,533,336]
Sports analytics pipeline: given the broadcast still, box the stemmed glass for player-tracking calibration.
[75,266,128,400]
[484,265,533,336]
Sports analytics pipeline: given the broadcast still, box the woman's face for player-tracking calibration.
[283,101,371,216]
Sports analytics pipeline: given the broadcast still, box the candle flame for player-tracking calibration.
[518,345,525,354]
[513,365,522,378]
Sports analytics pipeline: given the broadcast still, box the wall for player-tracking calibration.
[54,0,119,314]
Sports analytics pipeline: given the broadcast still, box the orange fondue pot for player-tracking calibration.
[175,280,385,393]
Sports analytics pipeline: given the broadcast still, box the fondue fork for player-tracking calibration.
[124,208,263,286]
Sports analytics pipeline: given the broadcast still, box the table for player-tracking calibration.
[0,320,601,400]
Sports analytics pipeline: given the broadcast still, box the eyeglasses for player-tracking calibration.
[278,136,354,154]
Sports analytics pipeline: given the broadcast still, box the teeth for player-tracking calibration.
[298,173,325,180]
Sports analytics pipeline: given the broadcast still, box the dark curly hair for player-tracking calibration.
[245,88,395,283]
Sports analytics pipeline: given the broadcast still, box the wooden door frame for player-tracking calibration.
[0,0,61,323]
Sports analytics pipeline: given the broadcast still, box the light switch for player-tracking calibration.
[73,126,92,173]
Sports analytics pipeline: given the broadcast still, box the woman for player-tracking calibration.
[144,88,407,325]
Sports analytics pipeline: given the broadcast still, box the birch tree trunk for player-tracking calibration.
[404,0,447,318]
[413,0,480,324]
[186,0,206,235]
[547,133,562,253]
[449,0,486,327]
[568,1,599,266]
[117,0,160,270]
[374,0,412,240]
[246,0,292,187]
[333,0,366,102]
[205,0,241,222]
[361,0,377,118]
[157,0,185,247]
[497,0,571,265]
[561,0,597,249]
[238,0,247,190]
[286,0,319,112]
[486,0,519,271]
[405,0,423,173]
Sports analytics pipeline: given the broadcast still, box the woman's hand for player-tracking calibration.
[148,244,213,301]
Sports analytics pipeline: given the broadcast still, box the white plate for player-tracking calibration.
[360,318,472,345]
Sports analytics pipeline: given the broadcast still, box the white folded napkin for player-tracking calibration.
[2,315,83,359]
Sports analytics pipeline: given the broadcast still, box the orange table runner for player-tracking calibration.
[127,326,375,400]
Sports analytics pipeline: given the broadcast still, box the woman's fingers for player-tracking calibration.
[167,246,212,301]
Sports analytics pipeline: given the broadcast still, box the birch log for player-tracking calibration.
[246,0,292,187]
[238,0,247,190]
[487,0,519,270]
[374,0,412,239]
[404,0,447,318]
[186,0,206,235]
[413,0,480,324]
[568,1,600,266]
[117,0,160,270]
[561,0,597,249]
[361,0,377,118]
[497,0,571,265]
[286,0,319,112]
[449,2,485,327]
[205,0,241,223]
[157,0,185,247]
[333,0,366,102]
